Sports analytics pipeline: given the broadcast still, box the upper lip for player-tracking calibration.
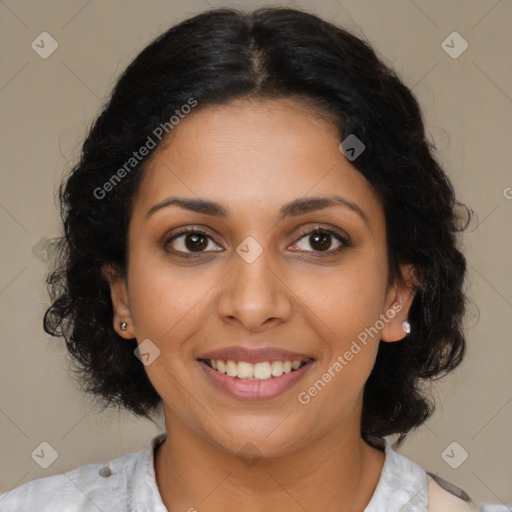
[197,346,315,364]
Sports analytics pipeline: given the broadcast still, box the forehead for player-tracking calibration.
[131,98,383,225]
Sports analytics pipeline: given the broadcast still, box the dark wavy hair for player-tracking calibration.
[44,7,471,444]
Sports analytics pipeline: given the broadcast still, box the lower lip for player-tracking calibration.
[197,360,315,401]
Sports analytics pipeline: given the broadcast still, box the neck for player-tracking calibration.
[154,413,385,512]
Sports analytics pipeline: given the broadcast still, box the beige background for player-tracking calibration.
[1,0,511,507]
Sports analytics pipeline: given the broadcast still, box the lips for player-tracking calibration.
[195,345,316,400]
[196,346,315,364]
[197,358,315,400]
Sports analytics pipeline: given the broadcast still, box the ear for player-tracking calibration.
[380,264,418,343]
[101,263,136,339]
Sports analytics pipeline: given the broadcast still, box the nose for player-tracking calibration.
[216,250,293,332]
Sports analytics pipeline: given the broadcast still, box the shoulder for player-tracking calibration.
[427,473,478,512]
[0,444,142,512]
[364,436,478,512]
[364,436,430,510]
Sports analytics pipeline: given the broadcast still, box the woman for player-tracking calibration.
[0,7,478,511]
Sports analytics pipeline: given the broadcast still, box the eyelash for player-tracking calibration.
[164,225,351,259]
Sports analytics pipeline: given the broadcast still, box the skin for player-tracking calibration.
[104,98,416,512]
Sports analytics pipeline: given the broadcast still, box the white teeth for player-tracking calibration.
[205,359,309,380]
[226,360,238,377]
[253,362,272,380]
[271,361,283,376]
[237,361,253,379]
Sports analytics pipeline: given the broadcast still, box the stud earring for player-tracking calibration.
[402,320,411,334]
[120,322,127,331]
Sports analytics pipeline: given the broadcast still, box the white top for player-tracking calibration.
[0,432,478,511]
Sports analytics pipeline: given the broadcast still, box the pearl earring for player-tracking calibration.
[120,322,127,331]
[402,320,411,334]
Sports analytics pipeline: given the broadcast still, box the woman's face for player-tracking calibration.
[107,98,412,457]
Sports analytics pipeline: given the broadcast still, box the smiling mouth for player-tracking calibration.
[198,358,314,381]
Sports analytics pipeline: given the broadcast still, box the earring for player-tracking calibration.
[402,320,411,334]
[120,322,127,331]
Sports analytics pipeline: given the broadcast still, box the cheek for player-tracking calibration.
[125,256,213,402]
[296,258,387,341]
[126,250,215,346]
[291,253,388,398]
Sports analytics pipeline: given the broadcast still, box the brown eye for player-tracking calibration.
[309,231,331,251]
[165,229,222,255]
[184,233,208,251]
[290,228,349,254]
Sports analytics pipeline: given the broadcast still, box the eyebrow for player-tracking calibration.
[145,195,370,227]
